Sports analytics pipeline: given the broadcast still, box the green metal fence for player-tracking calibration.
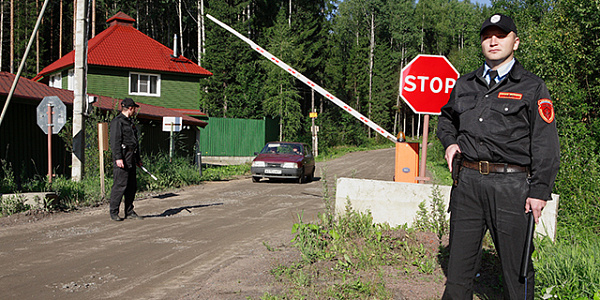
[198,117,279,156]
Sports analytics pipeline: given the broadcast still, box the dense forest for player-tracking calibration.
[3,0,600,234]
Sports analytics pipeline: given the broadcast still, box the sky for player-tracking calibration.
[471,0,492,6]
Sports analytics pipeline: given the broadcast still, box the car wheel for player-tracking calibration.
[252,176,260,183]
[297,168,304,184]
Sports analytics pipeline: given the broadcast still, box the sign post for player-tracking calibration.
[37,96,67,183]
[162,117,182,162]
[98,123,109,198]
[400,55,459,183]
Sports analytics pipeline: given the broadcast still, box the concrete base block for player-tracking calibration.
[1,192,58,210]
[335,178,559,241]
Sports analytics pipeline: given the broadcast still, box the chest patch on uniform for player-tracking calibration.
[538,99,554,123]
[498,92,523,100]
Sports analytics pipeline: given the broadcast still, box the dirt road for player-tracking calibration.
[0,147,396,299]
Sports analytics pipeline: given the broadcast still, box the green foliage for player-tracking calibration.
[413,185,449,240]
[0,160,18,194]
[0,194,30,216]
[534,234,600,300]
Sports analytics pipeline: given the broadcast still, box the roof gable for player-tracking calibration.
[34,12,212,81]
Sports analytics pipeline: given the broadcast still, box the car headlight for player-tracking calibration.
[282,162,298,169]
[252,161,266,167]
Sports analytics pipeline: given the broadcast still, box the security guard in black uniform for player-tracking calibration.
[437,14,560,299]
[109,98,143,221]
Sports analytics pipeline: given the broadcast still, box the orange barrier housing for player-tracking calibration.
[394,142,419,183]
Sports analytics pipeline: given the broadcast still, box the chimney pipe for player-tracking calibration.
[172,34,178,58]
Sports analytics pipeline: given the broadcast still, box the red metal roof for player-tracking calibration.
[33,12,212,81]
[1,72,207,127]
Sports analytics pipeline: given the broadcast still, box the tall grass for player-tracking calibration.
[534,235,600,299]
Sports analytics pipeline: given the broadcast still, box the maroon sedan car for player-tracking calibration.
[251,142,316,183]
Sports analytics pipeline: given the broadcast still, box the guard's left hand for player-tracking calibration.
[525,197,547,224]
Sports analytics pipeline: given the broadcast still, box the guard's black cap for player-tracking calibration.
[481,13,517,36]
[121,98,139,108]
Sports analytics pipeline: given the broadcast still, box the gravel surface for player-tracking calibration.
[0,148,403,299]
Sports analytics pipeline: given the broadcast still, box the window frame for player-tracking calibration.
[128,72,161,97]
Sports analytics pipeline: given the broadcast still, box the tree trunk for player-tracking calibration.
[59,0,62,57]
[91,0,96,37]
[178,0,184,56]
[36,0,39,73]
[197,0,203,65]
[10,0,13,73]
[394,43,405,136]
[1,0,4,71]
[368,12,374,139]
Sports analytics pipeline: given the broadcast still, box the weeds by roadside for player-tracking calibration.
[260,169,450,299]
[0,154,249,216]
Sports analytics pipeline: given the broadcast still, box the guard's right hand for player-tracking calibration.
[116,159,125,169]
[445,144,461,172]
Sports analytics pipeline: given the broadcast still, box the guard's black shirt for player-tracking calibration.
[110,112,140,162]
[437,60,560,200]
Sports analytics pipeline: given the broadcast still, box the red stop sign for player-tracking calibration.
[400,55,459,115]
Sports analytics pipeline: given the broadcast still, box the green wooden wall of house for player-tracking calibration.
[86,67,202,110]
[198,117,279,157]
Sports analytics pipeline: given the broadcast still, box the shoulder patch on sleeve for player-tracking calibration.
[537,99,554,123]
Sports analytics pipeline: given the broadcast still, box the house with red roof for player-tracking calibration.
[0,71,207,183]
[33,12,212,117]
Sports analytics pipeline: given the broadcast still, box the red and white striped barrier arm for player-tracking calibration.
[206,14,399,143]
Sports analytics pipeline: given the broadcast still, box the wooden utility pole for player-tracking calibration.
[72,0,88,181]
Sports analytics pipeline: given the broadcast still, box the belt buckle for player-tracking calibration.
[479,161,490,175]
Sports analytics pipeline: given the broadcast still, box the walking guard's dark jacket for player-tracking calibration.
[437,60,560,200]
[110,113,141,168]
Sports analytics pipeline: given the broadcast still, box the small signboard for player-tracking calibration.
[162,117,182,132]
[36,96,67,134]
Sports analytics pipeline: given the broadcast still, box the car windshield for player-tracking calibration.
[259,143,303,155]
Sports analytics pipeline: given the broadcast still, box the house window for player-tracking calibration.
[67,69,74,91]
[129,72,160,96]
[49,73,62,89]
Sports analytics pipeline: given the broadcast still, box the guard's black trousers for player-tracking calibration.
[109,163,137,216]
[442,167,534,300]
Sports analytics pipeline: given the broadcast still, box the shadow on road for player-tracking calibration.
[143,203,223,218]
[152,193,179,199]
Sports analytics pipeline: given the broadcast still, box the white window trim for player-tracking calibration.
[128,72,161,97]
[49,73,62,89]
[67,69,74,91]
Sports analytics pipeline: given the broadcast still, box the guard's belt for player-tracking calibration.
[461,159,529,175]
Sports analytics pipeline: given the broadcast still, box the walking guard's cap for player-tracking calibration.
[121,98,139,108]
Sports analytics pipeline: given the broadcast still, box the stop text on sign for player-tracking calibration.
[403,75,456,94]
[400,54,459,115]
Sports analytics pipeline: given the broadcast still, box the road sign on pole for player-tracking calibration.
[400,55,459,183]
[400,54,459,115]
[36,96,67,134]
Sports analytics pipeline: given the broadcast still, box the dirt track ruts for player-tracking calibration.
[0,147,396,299]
